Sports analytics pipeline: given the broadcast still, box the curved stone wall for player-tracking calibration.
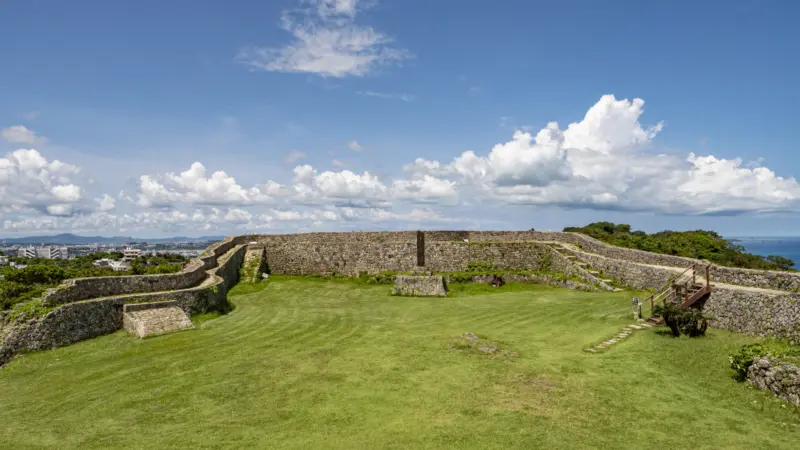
[0,243,246,368]
[41,237,238,306]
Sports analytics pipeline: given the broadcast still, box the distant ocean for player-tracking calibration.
[730,237,800,269]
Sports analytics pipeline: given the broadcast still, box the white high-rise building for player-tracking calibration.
[18,246,68,259]
[18,246,36,258]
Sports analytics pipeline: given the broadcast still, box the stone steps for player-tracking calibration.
[551,243,625,292]
[583,322,653,353]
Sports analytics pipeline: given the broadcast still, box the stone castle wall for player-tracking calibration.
[558,247,676,291]
[703,286,800,342]
[244,230,800,292]
[41,237,239,307]
[0,243,246,368]
[5,229,800,367]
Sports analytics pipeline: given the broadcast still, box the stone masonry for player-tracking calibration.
[393,275,448,297]
[0,240,245,368]
[6,229,800,367]
[748,357,800,406]
[123,301,194,338]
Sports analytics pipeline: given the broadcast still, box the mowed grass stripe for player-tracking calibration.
[1,277,799,449]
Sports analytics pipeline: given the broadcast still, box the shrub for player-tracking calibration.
[4,265,67,286]
[538,251,553,272]
[729,341,800,381]
[729,344,768,382]
[652,303,708,337]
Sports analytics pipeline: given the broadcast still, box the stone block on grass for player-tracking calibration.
[392,275,448,297]
[123,301,194,338]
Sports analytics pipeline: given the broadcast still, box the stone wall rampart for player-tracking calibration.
[703,286,800,342]
[0,243,245,368]
[40,237,238,307]
[248,231,800,292]
[559,247,676,291]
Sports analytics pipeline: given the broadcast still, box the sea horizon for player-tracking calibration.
[729,236,800,269]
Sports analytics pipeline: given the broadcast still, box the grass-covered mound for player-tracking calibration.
[564,221,795,271]
[1,277,798,449]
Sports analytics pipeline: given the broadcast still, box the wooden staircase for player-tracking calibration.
[646,263,713,324]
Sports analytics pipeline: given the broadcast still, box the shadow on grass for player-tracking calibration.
[654,329,677,337]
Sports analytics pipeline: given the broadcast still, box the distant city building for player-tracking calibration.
[0,256,8,266]
[93,258,130,271]
[18,246,68,259]
[10,262,27,269]
[18,246,36,258]
[123,247,142,261]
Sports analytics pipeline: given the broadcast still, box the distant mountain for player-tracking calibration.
[0,233,225,245]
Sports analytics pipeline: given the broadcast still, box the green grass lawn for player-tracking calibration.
[1,278,799,449]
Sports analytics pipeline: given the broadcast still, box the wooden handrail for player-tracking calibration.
[648,262,714,316]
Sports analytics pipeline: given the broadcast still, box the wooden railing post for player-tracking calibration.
[706,264,711,288]
[692,263,696,286]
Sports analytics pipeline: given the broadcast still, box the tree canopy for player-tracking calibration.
[563,222,795,271]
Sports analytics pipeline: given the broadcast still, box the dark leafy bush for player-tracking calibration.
[729,344,768,382]
[0,281,47,311]
[5,265,67,286]
[652,303,709,337]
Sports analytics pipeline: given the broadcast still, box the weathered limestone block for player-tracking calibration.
[747,357,800,407]
[392,275,448,297]
[241,245,267,283]
[123,301,194,338]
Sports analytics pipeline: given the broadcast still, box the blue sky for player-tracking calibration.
[1,0,799,237]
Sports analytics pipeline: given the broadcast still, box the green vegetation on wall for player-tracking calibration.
[564,222,795,271]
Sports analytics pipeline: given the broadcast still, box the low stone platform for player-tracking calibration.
[392,275,448,297]
[123,301,194,338]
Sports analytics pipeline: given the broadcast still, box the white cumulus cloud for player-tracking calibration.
[137,162,283,207]
[237,0,410,78]
[1,125,47,145]
[0,148,84,217]
[402,94,800,215]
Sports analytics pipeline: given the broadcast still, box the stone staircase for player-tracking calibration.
[547,243,623,292]
[123,301,194,338]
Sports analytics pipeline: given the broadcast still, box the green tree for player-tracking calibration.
[564,222,795,271]
[5,265,68,285]
[766,255,795,270]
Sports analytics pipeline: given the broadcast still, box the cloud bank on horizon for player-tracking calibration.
[3,93,799,235]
